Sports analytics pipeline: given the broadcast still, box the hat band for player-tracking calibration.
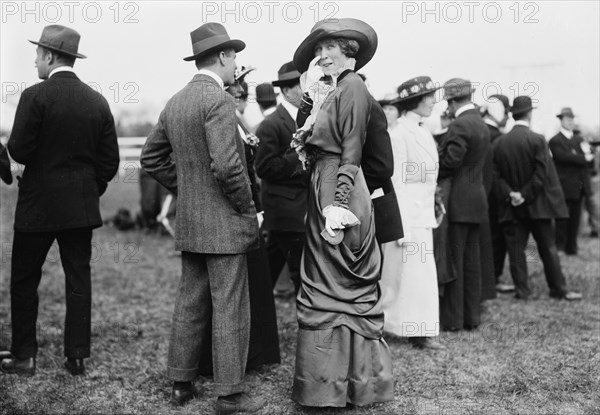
[191,34,233,56]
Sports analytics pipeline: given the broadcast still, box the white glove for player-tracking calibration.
[323,205,360,237]
[300,56,336,104]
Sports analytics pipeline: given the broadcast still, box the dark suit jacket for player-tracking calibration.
[8,71,119,232]
[141,74,259,254]
[255,104,308,232]
[493,125,568,222]
[438,107,490,223]
[549,132,591,200]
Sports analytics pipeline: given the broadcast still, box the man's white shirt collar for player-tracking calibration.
[281,100,298,122]
[454,103,476,118]
[49,66,75,78]
[560,128,573,139]
[514,120,530,128]
[198,69,224,89]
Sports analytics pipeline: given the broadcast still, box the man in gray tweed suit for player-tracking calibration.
[140,23,265,413]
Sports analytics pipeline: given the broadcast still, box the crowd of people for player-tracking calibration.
[1,19,598,414]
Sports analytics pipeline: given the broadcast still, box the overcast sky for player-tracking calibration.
[1,0,599,137]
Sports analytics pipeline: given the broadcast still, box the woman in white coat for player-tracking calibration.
[380,76,444,350]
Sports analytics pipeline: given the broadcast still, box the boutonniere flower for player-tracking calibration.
[243,132,260,147]
[291,129,311,170]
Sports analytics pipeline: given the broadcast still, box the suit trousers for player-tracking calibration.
[266,230,304,293]
[167,251,250,396]
[504,219,567,299]
[489,206,507,280]
[556,196,583,254]
[440,223,481,330]
[10,229,92,360]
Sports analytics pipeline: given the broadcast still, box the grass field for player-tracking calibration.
[1,169,599,414]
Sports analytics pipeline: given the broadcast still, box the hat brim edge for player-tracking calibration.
[183,39,246,62]
[29,40,87,59]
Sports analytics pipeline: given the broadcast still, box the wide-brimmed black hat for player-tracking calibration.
[556,107,575,119]
[293,18,378,73]
[393,76,440,103]
[510,96,536,115]
[183,23,245,61]
[29,25,86,59]
[443,78,475,101]
[272,61,301,87]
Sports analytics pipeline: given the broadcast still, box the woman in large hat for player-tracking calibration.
[290,18,394,408]
[379,76,444,350]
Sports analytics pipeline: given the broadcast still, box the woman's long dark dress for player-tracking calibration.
[291,71,393,407]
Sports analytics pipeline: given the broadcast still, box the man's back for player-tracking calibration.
[8,71,119,232]
[142,74,258,254]
[439,108,490,223]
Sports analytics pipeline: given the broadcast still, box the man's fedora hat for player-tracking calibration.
[293,18,378,73]
[556,107,575,119]
[443,78,475,101]
[29,25,86,59]
[183,23,245,62]
[272,61,301,87]
[393,76,441,103]
[510,96,536,115]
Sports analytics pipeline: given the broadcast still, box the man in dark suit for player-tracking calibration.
[549,108,594,255]
[1,25,119,377]
[482,94,515,293]
[140,23,264,413]
[438,78,490,331]
[493,97,581,301]
[255,61,308,293]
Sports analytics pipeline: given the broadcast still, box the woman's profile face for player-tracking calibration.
[414,93,436,118]
[314,39,347,75]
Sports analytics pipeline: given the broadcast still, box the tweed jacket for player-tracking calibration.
[8,71,119,231]
[438,107,490,223]
[493,125,568,222]
[549,132,591,200]
[140,74,259,254]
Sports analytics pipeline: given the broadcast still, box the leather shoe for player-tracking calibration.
[64,358,85,376]
[170,382,200,406]
[216,391,266,414]
[551,291,583,301]
[1,357,36,377]
[496,283,515,293]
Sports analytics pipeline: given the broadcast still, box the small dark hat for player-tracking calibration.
[556,107,575,119]
[443,78,475,101]
[272,61,301,87]
[489,94,510,109]
[29,25,86,59]
[256,83,278,103]
[293,18,378,73]
[183,23,245,61]
[510,96,536,115]
[393,76,440,103]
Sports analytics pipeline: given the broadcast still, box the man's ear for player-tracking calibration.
[217,51,226,66]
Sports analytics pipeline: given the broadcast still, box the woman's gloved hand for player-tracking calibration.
[322,205,360,237]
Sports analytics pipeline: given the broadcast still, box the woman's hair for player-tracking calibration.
[396,92,434,113]
[326,37,360,58]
